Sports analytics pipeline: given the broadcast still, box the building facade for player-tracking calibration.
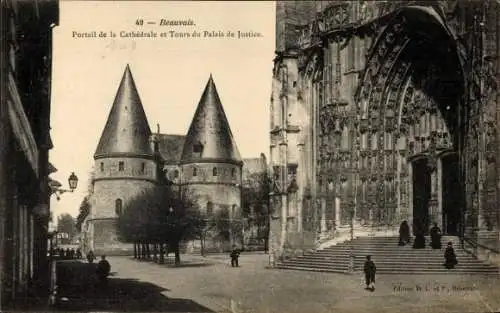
[270,1,500,261]
[0,0,59,305]
[84,68,247,254]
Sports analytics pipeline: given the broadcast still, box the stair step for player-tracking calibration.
[284,260,496,268]
[276,265,497,275]
[278,236,497,275]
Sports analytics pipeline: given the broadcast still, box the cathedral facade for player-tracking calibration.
[83,66,244,255]
[269,1,500,261]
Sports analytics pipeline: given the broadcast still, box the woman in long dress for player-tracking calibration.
[398,221,410,246]
[444,242,458,269]
[430,223,442,249]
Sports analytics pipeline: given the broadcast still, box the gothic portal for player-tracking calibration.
[270,1,500,259]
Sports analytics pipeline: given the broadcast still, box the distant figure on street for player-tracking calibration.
[96,255,111,285]
[398,220,410,246]
[430,223,442,249]
[65,248,71,259]
[444,242,458,269]
[230,245,240,267]
[363,255,376,291]
[412,219,426,249]
[76,248,83,259]
[70,249,76,259]
[86,250,96,263]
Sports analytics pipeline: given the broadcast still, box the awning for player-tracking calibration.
[7,71,39,177]
[48,162,58,174]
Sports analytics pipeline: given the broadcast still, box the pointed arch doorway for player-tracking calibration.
[411,156,431,235]
[440,151,461,235]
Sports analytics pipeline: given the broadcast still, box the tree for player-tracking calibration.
[57,213,76,244]
[75,196,91,231]
[116,185,203,265]
[241,171,272,251]
[206,207,245,250]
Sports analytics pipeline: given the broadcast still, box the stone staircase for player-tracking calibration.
[277,236,499,275]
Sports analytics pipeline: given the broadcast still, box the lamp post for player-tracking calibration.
[47,172,78,305]
[51,172,79,200]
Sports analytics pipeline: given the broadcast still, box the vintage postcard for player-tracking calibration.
[1,0,500,312]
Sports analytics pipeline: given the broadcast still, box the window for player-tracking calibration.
[115,199,123,216]
[371,134,378,150]
[207,201,213,215]
[193,167,197,177]
[232,204,237,216]
[100,162,104,172]
[213,167,218,176]
[118,161,124,171]
[174,170,179,178]
[231,168,236,178]
[193,142,203,154]
[361,133,368,150]
[141,162,146,174]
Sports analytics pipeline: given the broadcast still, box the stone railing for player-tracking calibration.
[463,234,500,266]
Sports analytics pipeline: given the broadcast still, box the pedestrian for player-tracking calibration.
[76,248,82,259]
[86,250,96,263]
[96,255,111,286]
[412,218,426,249]
[363,255,376,291]
[398,220,410,246]
[230,245,240,267]
[443,242,458,269]
[430,222,442,249]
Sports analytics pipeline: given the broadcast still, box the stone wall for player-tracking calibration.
[180,162,242,214]
[91,179,156,219]
[88,218,133,256]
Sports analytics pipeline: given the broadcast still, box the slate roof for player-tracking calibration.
[180,75,242,165]
[156,134,186,165]
[94,64,153,159]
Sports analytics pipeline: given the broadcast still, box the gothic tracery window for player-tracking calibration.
[371,133,378,150]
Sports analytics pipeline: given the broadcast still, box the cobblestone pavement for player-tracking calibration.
[107,253,500,313]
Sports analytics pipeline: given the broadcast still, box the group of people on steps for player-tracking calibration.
[398,219,458,269]
[363,219,459,292]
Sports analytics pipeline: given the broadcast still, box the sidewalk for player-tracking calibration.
[53,259,218,312]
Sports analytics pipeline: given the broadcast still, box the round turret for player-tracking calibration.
[87,65,156,255]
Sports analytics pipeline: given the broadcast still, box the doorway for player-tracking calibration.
[441,153,461,235]
[412,158,431,235]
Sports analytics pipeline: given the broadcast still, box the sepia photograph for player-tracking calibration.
[1,0,500,312]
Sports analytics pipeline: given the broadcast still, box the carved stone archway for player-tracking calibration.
[355,6,468,232]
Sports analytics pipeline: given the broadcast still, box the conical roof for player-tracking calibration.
[181,75,242,165]
[94,65,153,159]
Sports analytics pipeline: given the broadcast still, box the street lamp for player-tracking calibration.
[51,172,79,201]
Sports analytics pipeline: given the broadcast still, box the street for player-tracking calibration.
[59,253,500,313]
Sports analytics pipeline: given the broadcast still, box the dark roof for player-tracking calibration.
[94,64,153,159]
[242,157,266,175]
[180,75,242,165]
[157,134,186,165]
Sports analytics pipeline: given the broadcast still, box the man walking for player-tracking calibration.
[230,245,240,267]
[363,255,376,291]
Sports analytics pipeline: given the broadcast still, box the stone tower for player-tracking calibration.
[180,75,243,248]
[88,64,157,255]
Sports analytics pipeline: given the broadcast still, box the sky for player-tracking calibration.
[49,1,276,220]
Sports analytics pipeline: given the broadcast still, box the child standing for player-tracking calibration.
[363,255,376,291]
